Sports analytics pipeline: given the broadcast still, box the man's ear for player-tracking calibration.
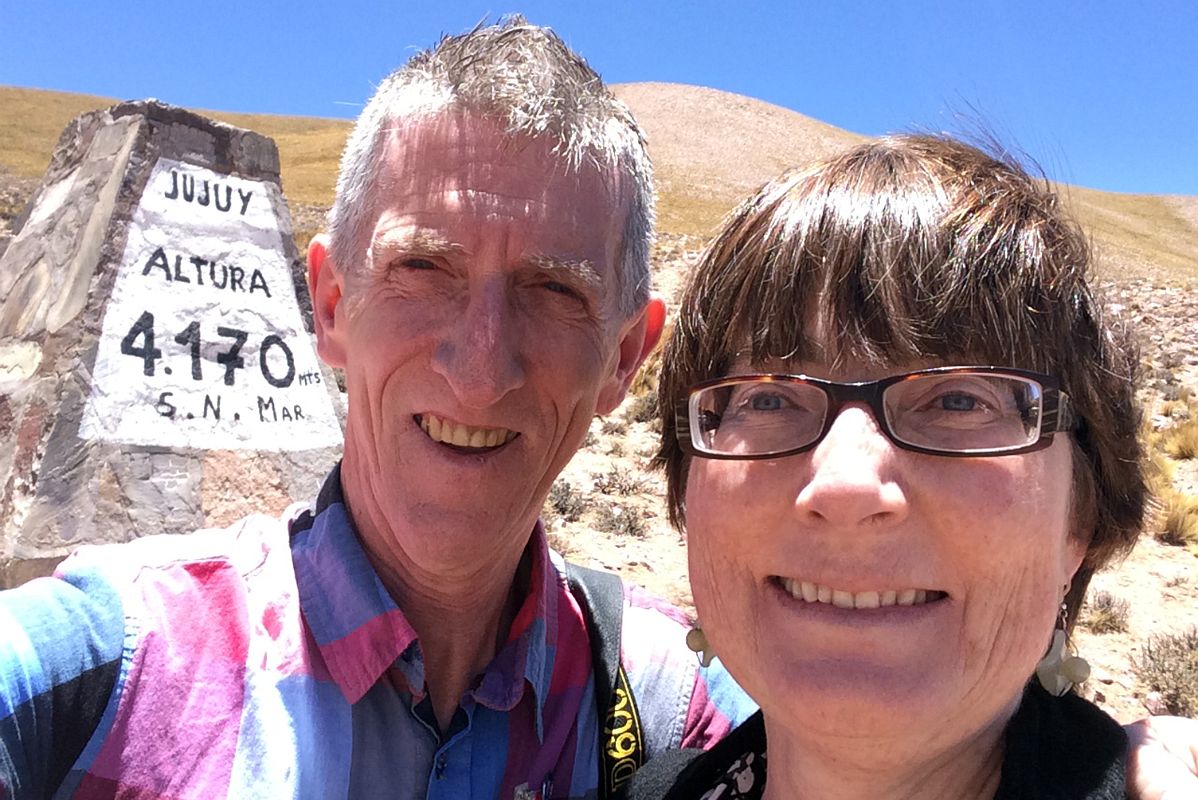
[596,293,667,415]
[308,234,348,368]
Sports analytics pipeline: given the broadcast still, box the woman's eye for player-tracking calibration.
[938,392,980,412]
[748,393,785,411]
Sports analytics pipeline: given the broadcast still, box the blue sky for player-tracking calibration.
[2,1,1195,195]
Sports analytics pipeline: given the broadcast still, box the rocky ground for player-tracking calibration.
[3,178,1195,722]
[287,202,329,252]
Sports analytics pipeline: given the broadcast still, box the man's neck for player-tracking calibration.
[339,463,537,733]
[392,554,531,733]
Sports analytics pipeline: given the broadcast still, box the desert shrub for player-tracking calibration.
[637,441,660,461]
[593,504,647,538]
[1145,438,1174,474]
[1082,590,1130,634]
[627,343,663,398]
[1158,492,1198,547]
[1143,451,1174,506]
[1135,628,1198,717]
[1163,419,1198,459]
[546,528,581,558]
[592,467,645,496]
[1145,449,1176,498]
[547,479,588,522]
[583,430,598,449]
[1141,423,1175,507]
[624,391,659,424]
[0,199,22,222]
[601,418,627,436]
[293,227,320,257]
[607,440,626,457]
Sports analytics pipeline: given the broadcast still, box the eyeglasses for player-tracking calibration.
[677,366,1078,460]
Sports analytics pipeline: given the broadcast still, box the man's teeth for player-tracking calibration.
[780,578,934,609]
[420,414,517,448]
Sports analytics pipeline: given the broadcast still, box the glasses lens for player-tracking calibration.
[690,378,827,456]
[884,372,1043,453]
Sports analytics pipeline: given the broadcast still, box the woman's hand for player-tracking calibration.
[1125,715,1198,799]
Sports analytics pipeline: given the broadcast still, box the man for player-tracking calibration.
[1,18,747,800]
[1,16,1196,800]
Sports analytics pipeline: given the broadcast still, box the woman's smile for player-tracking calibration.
[771,576,948,609]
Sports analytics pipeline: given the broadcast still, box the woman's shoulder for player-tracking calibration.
[621,712,767,800]
[998,683,1129,799]
[625,685,1130,800]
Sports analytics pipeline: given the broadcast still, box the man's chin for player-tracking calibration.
[386,495,542,552]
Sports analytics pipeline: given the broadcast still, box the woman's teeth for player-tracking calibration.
[419,414,517,448]
[778,578,940,609]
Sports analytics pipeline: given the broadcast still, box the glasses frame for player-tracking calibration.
[676,365,1079,460]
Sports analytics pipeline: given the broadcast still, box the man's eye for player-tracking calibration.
[542,281,581,299]
[402,258,437,270]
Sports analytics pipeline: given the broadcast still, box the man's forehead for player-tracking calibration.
[379,111,595,187]
[376,113,624,219]
[364,110,626,249]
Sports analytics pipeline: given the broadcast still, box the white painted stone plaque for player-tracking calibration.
[80,158,341,450]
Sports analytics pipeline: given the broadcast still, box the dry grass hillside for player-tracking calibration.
[1068,188,1198,283]
[2,82,1197,720]
[0,85,350,209]
[6,81,1197,285]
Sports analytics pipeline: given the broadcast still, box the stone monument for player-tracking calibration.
[0,101,344,587]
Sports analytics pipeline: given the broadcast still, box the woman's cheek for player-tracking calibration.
[685,468,766,669]
[685,487,731,620]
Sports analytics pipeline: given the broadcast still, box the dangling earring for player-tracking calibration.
[1035,591,1091,696]
[686,625,716,668]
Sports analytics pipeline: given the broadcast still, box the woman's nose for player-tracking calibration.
[793,404,909,528]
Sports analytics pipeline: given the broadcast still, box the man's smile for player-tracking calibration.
[416,412,519,450]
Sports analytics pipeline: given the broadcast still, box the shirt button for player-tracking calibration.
[435,753,448,779]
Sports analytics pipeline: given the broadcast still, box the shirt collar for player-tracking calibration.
[289,465,421,703]
[290,465,564,738]
[469,521,558,741]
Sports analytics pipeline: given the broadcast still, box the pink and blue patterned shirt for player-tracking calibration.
[0,468,754,799]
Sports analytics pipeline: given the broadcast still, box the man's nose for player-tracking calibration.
[793,404,909,527]
[431,282,526,408]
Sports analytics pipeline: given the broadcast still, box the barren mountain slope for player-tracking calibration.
[1067,187,1198,283]
[613,82,868,235]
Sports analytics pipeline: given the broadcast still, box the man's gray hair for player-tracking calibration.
[328,16,655,314]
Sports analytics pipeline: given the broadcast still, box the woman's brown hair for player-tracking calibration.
[657,135,1146,623]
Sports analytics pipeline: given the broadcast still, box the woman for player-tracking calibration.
[632,135,1146,799]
